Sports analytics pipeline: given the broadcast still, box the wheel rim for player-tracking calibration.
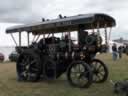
[17,54,40,81]
[68,62,92,88]
[91,60,108,82]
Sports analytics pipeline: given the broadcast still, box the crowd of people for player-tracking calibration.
[112,43,128,61]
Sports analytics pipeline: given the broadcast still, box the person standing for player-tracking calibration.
[112,43,118,61]
[125,45,128,55]
[118,46,123,59]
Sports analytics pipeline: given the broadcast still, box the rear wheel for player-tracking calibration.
[17,49,41,82]
[91,59,108,83]
[67,61,93,88]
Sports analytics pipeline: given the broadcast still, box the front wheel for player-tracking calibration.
[91,59,108,83]
[67,61,93,88]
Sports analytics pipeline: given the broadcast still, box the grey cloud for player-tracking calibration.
[0,0,54,23]
[0,0,128,27]
[0,0,32,23]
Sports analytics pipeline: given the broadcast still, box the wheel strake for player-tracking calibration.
[67,61,93,88]
[91,59,108,83]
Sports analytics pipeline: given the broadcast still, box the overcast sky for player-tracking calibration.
[0,0,128,46]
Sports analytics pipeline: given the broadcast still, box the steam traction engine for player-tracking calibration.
[6,13,116,88]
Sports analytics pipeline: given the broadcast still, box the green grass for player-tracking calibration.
[0,53,128,96]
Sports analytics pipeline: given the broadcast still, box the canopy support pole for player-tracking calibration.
[108,27,112,41]
[52,33,54,43]
[27,32,30,46]
[32,35,36,42]
[104,24,109,52]
[43,34,45,44]
[10,33,18,46]
[68,32,71,52]
[35,35,40,42]
[104,24,108,45]
[19,32,21,47]
[47,33,50,38]
[96,22,101,47]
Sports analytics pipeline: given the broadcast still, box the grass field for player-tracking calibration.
[0,53,128,96]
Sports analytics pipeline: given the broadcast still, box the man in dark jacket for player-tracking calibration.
[118,46,123,59]
[112,43,118,60]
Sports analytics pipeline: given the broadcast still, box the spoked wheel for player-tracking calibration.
[17,49,41,82]
[67,61,93,88]
[91,59,108,83]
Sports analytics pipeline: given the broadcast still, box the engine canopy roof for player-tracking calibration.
[6,13,116,35]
